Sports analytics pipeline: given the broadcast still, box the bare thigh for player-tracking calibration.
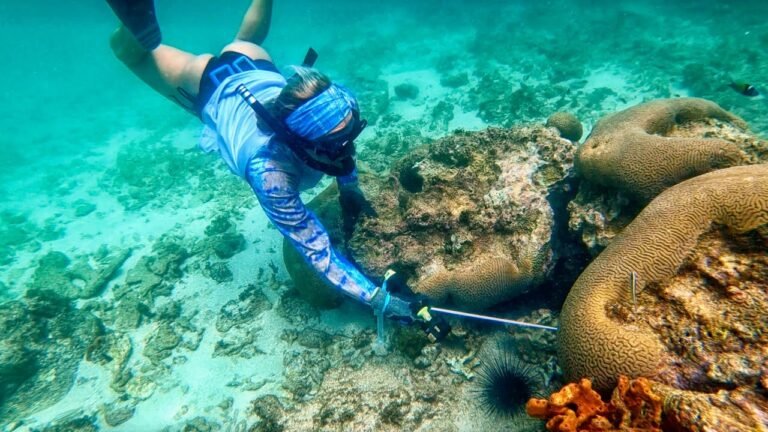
[111,26,211,114]
[112,27,272,115]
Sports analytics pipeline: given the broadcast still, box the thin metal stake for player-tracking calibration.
[630,271,638,313]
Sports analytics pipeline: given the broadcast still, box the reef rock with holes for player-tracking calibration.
[284,126,575,310]
[351,126,576,309]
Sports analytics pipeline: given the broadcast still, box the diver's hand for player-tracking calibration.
[370,270,452,341]
[369,270,428,325]
[369,289,421,325]
[369,286,451,341]
[339,185,377,234]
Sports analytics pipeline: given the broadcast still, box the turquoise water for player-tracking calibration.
[1,0,767,430]
[2,0,767,183]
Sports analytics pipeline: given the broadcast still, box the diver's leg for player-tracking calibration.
[105,0,162,50]
[236,0,273,45]
[216,0,274,60]
[110,26,212,114]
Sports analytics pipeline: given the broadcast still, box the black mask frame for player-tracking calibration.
[309,109,367,160]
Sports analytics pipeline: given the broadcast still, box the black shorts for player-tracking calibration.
[195,51,280,117]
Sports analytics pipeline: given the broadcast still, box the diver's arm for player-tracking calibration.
[336,166,377,235]
[336,167,359,189]
[236,0,273,45]
[250,167,378,303]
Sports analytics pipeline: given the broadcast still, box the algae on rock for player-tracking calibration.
[0,289,103,423]
[353,126,576,309]
[284,126,576,310]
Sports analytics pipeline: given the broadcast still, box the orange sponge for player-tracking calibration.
[526,376,662,432]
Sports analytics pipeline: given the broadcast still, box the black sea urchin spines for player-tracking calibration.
[474,353,541,417]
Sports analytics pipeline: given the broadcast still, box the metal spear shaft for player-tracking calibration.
[429,307,559,331]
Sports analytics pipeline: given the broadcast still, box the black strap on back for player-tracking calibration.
[235,84,355,177]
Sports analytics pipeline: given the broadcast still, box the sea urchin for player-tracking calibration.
[473,353,541,417]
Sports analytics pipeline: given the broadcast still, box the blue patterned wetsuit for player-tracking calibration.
[199,69,377,303]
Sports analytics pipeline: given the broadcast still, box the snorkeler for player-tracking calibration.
[106,0,437,330]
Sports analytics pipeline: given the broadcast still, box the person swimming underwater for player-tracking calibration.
[105,0,448,336]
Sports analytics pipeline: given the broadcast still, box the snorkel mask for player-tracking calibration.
[284,83,367,160]
[303,107,367,160]
[237,83,367,177]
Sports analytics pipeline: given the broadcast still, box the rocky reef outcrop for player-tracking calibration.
[555,98,768,430]
[0,289,103,421]
[285,125,577,310]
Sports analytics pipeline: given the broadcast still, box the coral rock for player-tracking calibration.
[654,384,768,431]
[0,289,102,422]
[283,127,575,310]
[351,126,576,309]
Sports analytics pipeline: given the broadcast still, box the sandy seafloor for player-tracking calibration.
[1,0,768,430]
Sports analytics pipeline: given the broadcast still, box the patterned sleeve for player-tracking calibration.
[247,162,377,303]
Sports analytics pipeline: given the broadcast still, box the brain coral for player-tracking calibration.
[575,98,749,203]
[348,126,576,310]
[415,257,539,308]
[557,164,768,391]
[546,112,583,142]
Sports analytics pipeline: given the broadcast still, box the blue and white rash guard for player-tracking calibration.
[199,69,377,303]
